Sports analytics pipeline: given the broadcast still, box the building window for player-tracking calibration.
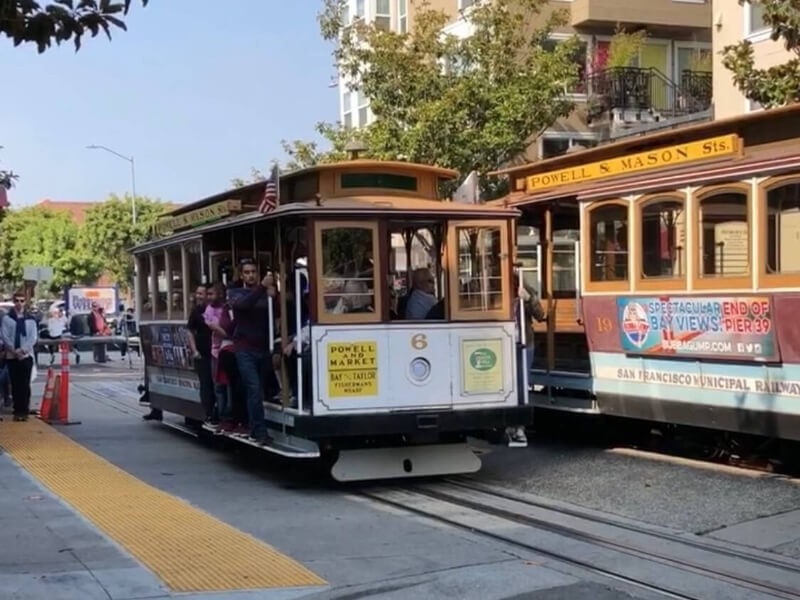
[766,182,800,275]
[356,89,370,126]
[543,37,588,93]
[459,0,479,9]
[640,198,686,279]
[375,0,391,31]
[589,203,628,283]
[342,90,353,129]
[356,0,365,18]
[746,1,769,36]
[541,134,598,159]
[698,191,749,277]
[397,0,407,33]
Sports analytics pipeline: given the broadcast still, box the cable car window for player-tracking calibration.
[136,254,152,319]
[699,191,749,277]
[153,251,168,320]
[641,199,686,278]
[320,226,376,315]
[167,246,184,319]
[340,173,418,191]
[456,226,503,312]
[766,182,800,274]
[186,239,203,293]
[589,204,629,282]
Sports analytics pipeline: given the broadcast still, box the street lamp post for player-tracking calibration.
[86,144,137,225]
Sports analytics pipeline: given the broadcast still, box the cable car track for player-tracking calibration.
[362,480,800,600]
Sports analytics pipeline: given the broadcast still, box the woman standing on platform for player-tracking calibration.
[1,292,38,421]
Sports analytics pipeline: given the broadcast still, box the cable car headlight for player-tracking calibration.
[408,357,432,383]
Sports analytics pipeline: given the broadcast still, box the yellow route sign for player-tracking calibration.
[327,341,378,398]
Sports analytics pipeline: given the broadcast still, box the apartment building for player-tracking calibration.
[712,0,787,119]
[338,0,409,129]
[339,0,713,159]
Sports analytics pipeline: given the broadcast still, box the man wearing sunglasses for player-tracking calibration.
[1,292,38,421]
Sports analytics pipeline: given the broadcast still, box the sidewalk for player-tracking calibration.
[0,451,324,600]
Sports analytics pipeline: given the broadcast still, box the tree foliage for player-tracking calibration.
[0,195,169,294]
[722,0,800,108]
[1,0,150,54]
[80,194,169,289]
[0,207,101,294]
[311,0,580,190]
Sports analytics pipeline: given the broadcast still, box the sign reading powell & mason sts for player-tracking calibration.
[524,134,739,193]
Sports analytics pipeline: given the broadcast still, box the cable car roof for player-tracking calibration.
[132,195,519,253]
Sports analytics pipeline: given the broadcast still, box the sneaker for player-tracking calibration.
[218,421,235,432]
[507,426,528,448]
[232,425,249,436]
[142,410,162,421]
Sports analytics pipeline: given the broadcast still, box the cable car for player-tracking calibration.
[131,156,532,481]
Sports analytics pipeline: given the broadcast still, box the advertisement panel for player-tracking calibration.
[140,323,199,402]
[66,286,119,315]
[461,338,505,394]
[616,296,778,361]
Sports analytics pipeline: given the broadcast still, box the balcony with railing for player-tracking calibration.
[585,66,712,125]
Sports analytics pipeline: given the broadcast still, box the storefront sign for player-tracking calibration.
[461,339,504,394]
[154,199,242,236]
[327,341,378,397]
[66,286,119,315]
[525,134,739,193]
[617,296,778,361]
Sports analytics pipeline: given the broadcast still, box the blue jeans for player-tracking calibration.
[235,351,266,438]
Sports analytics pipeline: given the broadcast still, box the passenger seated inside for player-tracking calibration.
[404,268,437,320]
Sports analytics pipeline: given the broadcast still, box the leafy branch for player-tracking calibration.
[0,0,150,53]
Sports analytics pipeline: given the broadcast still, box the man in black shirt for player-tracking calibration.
[186,285,216,423]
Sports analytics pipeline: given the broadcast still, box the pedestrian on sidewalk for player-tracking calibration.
[1,292,38,421]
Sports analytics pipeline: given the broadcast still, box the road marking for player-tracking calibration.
[0,419,327,592]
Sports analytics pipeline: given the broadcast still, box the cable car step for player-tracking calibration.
[200,423,320,458]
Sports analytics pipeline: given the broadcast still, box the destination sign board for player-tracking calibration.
[154,199,242,236]
[524,134,739,193]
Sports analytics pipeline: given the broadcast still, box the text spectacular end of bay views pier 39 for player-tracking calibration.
[492,103,800,443]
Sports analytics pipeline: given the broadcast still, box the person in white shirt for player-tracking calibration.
[40,305,68,365]
[1,292,38,421]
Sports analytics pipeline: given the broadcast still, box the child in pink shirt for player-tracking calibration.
[203,283,232,426]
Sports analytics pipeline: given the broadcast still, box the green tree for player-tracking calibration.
[312,0,579,192]
[0,207,102,293]
[2,0,150,53]
[722,0,800,108]
[80,194,170,290]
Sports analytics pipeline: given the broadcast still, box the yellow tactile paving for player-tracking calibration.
[0,419,326,592]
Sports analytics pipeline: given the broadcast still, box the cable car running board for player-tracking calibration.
[331,444,481,482]
[200,423,320,458]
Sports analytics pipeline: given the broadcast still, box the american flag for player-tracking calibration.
[258,163,280,213]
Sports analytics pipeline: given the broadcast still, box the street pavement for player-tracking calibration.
[1,356,799,599]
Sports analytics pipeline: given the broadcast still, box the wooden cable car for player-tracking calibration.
[131,157,532,481]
